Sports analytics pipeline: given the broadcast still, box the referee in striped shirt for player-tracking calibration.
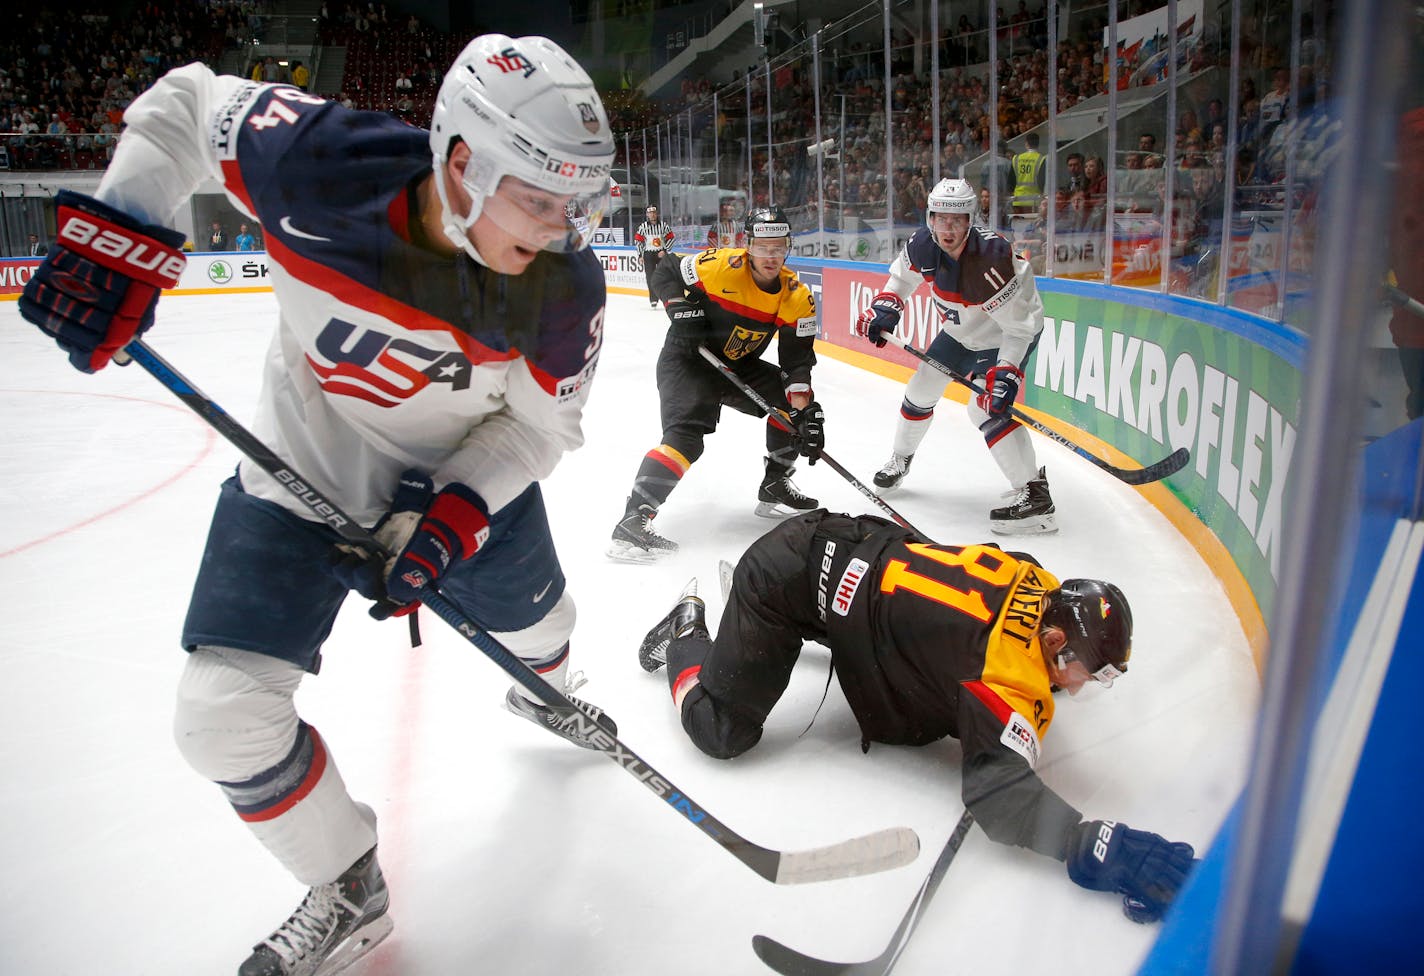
[636,205,674,307]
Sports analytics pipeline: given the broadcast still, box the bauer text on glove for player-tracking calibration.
[977,362,1023,415]
[18,190,187,373]
[1065,820,1197,923]
[853,291,903,348]
[666,298,710,350]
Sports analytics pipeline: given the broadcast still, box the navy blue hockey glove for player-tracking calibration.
[18,190,186,373]
[1066,820,1197,924]
[330,470,435,619]
[853,291,903,348]
[790,400,825,464]
[666,296,710,351]
[330,470,491,619]
[976,362,1023,416]
[384,479,490,606]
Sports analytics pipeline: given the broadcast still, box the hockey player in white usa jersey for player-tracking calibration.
[854,177,1057,534]
[18,35,616,976]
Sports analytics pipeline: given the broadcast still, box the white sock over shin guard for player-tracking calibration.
[494,590,579,704]
[967,399,1039,489]
[174,645,378,885]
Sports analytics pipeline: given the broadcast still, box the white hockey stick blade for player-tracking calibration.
[772,826,920,884]
[754,810,974,971]
[719,559,736,602]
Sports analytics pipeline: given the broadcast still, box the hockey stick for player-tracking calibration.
[752,809,976,975]
[1385,281,1424,320]
[122,338,920,885]
[695,345,928,535]
[879,333,1189,486]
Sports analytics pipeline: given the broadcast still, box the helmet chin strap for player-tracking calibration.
[432,153,490,267]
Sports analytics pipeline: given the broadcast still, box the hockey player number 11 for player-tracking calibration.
[879,543,1017,623]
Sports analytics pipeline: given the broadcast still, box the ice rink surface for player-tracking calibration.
[0,290,1257,975]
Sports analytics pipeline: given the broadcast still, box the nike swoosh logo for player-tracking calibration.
[279,215,331,242]
[532,580,553,603]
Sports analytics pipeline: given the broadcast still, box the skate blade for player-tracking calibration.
[314,913,393,976]
[606,539,674,563]
[989,514,1058,536]
[637,637,669,672]
[753,500,815,519]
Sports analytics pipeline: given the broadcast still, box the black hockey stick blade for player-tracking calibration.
[124,338,920,887]
[879,333,1189,486]
[753,809,975,975]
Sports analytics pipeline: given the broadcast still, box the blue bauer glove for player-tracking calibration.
[853,291,903,348]
[977,361,1024,416]
[1066,820,1197,923]
[18,190,187,373]
[330,470,491,619]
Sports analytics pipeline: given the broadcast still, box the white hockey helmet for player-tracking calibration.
[926,178,977,226]
[429,34,615,265]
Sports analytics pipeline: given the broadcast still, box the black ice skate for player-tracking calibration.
[504,685,618,749]
[755,465,818,518]
[607,504,678,563]
[873,452,914,489]
[238,846,392,976]
[989,466,1057,535]
[638,578,709,672]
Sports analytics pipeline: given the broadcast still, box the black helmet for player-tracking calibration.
[1041,579,1132,683]
[744,206,790,240]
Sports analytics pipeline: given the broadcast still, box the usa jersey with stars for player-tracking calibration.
[98,63,605,524]
[885,225,1044,367]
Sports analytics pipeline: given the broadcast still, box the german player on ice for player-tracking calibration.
[639,511,1197,922]
[854,177,1057,534]
[608,206,825,562]
[18,33,617,976]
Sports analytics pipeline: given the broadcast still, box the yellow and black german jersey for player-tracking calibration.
[651,247,819,388]
[823,529,1084,858]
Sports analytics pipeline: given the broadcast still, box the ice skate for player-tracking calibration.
[505,685,618,749]
[873,452,914,490]
[607,504,678,563]
[637,578,709,672]
[990,466,1057,535]
[238,847,392,976]
[754,465,818,518]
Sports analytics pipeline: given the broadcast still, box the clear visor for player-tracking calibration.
[747,236,791,258]
[1055,648,1125,688]
[475,174,611,253]
[928,211,971,232]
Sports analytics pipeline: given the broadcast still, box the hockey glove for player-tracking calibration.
[977,361,1023,416]
[1065,820,1197,924]
[665,296,710,351]
[330,470,491,619]
[18,190,187,373]
[790,400,825,464]
[384,480,491,607]
[854,291,903,348]
[329,470,435,619]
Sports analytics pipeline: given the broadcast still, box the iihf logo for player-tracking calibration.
[488,48,536,78]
